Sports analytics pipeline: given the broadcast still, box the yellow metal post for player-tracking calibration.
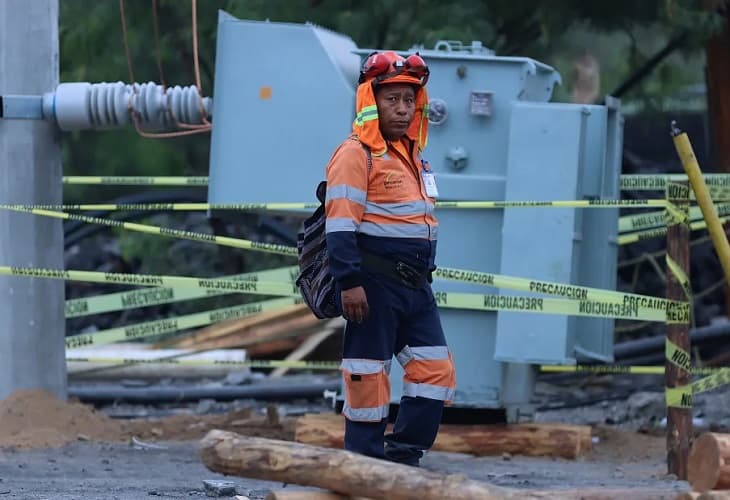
[671,121,730,286]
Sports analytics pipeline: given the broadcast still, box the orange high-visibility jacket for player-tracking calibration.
[324,136,438,290]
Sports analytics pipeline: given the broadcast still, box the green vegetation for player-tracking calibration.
[60,0,722,200]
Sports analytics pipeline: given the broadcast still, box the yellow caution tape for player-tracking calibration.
[665,202,690,228]
[539,365,726,375]
[432,291,681,323]
[692,368,730,396]
[666,182,691,201]
[666,385,693,408]
[618,203,730,233]
[3,204,683,318]
[665,338,691,372]
[621,174,730,191]
[64,174,730,190]
[1,206,298,257]
[57,174,730,191]
[433,267,688,317]
[665,364,730,408]
[62,176,210,186]
[65,266,299,318]
[665,338,692,408]
[619,214,730,245]
[2,265,300,296]
[666,255,692,302]
[65,297,300,349]
[618,211,669,233]
[7,200,669,212]
[65,357,341,370]
[0,264,685,324]
[62,358,730,374]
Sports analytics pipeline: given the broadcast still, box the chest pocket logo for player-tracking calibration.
[383,171,404,190]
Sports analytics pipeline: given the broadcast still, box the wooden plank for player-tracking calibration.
[166,304,313,349]
[269,318,344,377]
[185,309,322,352]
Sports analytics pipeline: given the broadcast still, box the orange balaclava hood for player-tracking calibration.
[352,51,429,156]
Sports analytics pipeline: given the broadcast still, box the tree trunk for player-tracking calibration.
[199,430,511,500]
[294,413,592,459]
[706,8,730,318]
[689,433,730,492]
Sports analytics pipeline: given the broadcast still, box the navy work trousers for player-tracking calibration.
[339,270,451,466]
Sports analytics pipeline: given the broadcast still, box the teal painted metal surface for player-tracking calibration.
[207,12,622,419]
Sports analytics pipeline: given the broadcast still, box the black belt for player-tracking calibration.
[360,251,428,289]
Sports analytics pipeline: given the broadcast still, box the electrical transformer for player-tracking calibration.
[207,11,623,421]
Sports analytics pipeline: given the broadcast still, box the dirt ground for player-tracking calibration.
[0,389,694,499]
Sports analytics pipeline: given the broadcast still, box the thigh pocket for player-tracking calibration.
[343,369,390,410]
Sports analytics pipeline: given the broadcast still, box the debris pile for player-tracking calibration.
[0,389,295,450]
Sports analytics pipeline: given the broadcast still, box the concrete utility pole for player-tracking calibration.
[0,0,66,400]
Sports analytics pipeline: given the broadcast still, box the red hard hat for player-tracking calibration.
[358,51,429,86]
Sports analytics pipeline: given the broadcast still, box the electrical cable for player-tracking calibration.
[119,0,210,138]
[190,0,211,127]
[119,0,135,82]
[151,0,166,87]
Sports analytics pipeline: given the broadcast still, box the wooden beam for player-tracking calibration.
[665,180,692,480]
[269,319,343,377]
[294,413,591,459]
[164,304,318,350]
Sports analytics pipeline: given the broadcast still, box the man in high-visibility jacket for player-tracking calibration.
[324,51,456,466]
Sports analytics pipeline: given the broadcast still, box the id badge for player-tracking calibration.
[422,170,439,198]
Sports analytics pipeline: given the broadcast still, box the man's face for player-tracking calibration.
[375,83,416,141]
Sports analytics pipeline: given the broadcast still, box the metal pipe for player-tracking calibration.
[614,320,730,359]
[68,379,340,404]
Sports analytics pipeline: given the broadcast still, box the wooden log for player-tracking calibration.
[688,433,730,492]
[511,489,680,500]
[678,492,730,500]
[199,430,512,500]
[265,490,679,500]
[698,492,730,500]
[675,493,701,500]
[295,413,591,459]
[200,430,681,500]
[265,491,370,500]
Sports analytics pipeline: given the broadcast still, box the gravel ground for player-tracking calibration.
[0,432,691,500]
[3,372,726,498]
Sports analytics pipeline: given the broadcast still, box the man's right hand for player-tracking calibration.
[341,286,369,323]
